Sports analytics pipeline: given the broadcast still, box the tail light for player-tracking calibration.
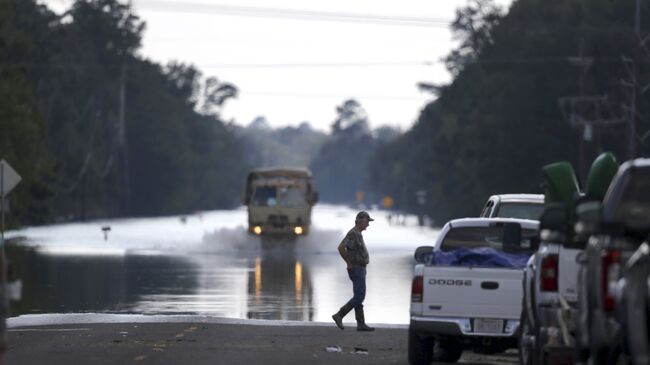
[601,250,621,312]
[411,275,423,302]
[540,254,559,292]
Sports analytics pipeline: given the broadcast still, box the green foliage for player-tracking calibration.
[369,0,650,225]
[1,0,247,225]
[0,0,54,225]
[310,99,376,203]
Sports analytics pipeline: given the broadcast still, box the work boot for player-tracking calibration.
[332,303,354,330]
[355,307,375,332]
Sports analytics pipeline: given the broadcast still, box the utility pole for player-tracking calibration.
[117,0,133,216]
[560,40,596,182]
[118,61,131,216]
[629,0,642,159]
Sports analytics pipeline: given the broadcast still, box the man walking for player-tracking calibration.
[332,211,375,332]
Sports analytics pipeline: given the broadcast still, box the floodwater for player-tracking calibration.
[5,205,439,324]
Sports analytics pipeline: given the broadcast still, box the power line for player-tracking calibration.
[3,56,637,70]
[135,0,453,28]
[198,61,436,69]
[240,91,430,101]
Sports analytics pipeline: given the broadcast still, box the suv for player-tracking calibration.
[480,194,545,221]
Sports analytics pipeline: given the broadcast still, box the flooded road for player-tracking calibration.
[5,205,439,324]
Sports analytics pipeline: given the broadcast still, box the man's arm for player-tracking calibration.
[338,241,351,269]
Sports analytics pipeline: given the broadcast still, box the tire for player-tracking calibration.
[433,338,463,363]
[408,329,434,365]
[520,269,542,365]
[519,309,537,365]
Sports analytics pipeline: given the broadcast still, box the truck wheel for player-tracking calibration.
[519,310,539,365]
[433,338,463,363]
[408,329,433,365]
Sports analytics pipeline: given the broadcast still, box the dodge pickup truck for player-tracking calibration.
[409,217,539,364]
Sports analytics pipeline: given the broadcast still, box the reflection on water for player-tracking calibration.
[6,242,417,323]
[5,206,439,323]
[246,253,314,321]
[7,245,201,315]
[6,243,321,321]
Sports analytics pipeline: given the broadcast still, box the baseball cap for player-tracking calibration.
[356,211,375,222]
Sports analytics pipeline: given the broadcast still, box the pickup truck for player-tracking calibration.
[480,194,545,220]
[519,153,617,365]
[620,242,650,364]
[575,158,650,364]
[409,217,539,364]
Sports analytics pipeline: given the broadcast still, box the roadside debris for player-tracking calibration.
[325,346,342,353]
[351,347,368,355]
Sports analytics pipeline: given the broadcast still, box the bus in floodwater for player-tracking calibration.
[242,167,318,236]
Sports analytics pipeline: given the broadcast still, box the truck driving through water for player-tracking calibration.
[242,167,318,237]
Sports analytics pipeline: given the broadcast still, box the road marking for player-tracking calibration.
[9,328,91,332]
[134,355,147,361]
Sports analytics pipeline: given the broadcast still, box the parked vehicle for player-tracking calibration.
[519,153,617,365]
[620,242,650,365]
[575,158,650,364]
[241,167,318,236]
[480,194,545,221]
[409,217,539,364]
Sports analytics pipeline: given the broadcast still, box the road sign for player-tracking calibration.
[0,160,21,196]
[382,196,394,209]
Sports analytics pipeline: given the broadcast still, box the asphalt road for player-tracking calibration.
[5,320,519,365]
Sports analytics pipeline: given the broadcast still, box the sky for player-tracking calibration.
[41,0,513,132]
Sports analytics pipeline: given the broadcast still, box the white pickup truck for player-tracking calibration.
[480,194,544,220]
[409,217,539,364]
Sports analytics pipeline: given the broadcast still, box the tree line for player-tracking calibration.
[4,0,649,228]
[367,0,650,225]
[1,0,247,225]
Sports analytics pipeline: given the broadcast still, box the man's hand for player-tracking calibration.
[337,241,350,268]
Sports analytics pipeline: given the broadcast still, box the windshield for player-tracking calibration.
[494,202,544,221]
[440,226,538,254]
[252,186,277,206]
[610,168,650,231]
[252,186,306,207]
[277,186,306,207]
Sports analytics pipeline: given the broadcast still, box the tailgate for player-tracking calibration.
[422,266,523,319]
[558,246,581,302]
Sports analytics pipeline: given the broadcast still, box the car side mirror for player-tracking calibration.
[530,236,540,251]
[502,222,522,252]
[242,190,251,205]
[414,246,434,263]
[574,200,601,236]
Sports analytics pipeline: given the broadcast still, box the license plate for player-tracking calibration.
[474,319,503,333]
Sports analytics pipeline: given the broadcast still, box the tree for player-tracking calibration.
[368,0,649,224]
[1,0,250,224]
[444,0,503,75]
[310,99,375,203]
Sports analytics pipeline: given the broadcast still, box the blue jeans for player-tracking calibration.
[345,266,366,310]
